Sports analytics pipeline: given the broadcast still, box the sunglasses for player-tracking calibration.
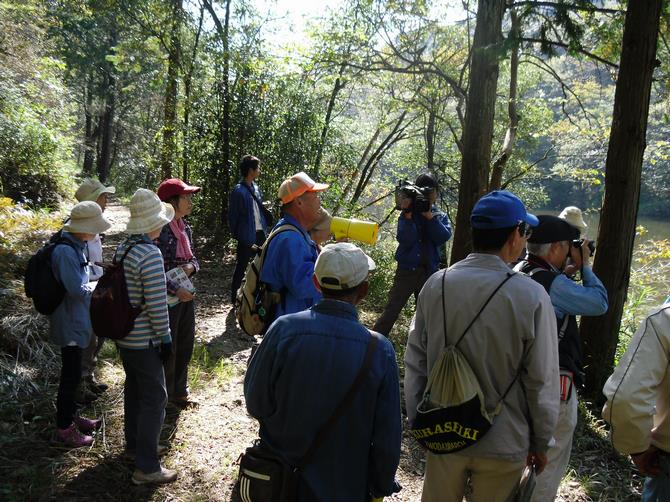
[518,221,533,238]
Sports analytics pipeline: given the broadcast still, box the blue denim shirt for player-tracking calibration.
[228,180,268,246]
[49,231,93,348]
[549,265,608,320]
[395,206,452,272]
[260,214,322,318]
[244,299,402,501]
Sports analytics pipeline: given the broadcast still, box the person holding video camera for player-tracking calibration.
[513,215,608,501]
[372,173,452,337]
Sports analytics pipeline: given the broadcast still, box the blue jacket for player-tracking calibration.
[260,214,321,318]
[244,299,402,501]
[395,206,452,272]
[228,180,269,246]
[49,232,93,348]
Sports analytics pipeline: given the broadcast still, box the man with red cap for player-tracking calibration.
[259,171,329,321]
[156,178,201,409]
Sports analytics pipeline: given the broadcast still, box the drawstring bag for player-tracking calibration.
[410,272,519,454]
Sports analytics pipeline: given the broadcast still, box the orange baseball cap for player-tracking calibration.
[277,172,329,204]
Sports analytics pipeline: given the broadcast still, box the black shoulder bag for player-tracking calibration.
[237,334,379,502]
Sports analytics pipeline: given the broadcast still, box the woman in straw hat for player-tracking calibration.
[114,189,178,485]
[156,178,201,409]
[50,201,111,447]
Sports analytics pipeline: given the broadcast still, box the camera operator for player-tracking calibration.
[514,215,608,501]
[372,173,452,337]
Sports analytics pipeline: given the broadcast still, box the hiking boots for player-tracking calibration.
[85,375,109,394]
[75,382,99,404]
[56,424,94,448]
[74,415,102,434]
[131,466,178,485]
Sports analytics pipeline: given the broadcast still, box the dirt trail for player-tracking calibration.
[43,202,425,501]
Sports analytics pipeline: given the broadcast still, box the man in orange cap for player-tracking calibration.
[259,171,329,321]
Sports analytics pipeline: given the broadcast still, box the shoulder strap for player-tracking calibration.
[242,182,263,208]
[258,223,303,263]
[296,333,379,469]
[113,240,145,266]
[453,272,515,348]
[54,238,86,267]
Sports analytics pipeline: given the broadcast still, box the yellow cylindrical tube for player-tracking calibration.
[330,216,379,245]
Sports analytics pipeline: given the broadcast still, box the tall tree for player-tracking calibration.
[581,0,663,400]
[450,0,506,264]
[160,0,182,180]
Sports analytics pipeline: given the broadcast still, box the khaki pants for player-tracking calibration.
[422,453,525,502]
[531,389,578,501]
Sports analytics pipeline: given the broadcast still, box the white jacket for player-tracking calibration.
[603,303,670,455]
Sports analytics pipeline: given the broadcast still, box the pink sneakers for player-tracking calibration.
[56,424,93,447]
[74,415,102,434]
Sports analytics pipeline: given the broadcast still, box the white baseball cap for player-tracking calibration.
[314,242,375,290]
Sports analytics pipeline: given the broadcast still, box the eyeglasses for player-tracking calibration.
[518,221,533,238]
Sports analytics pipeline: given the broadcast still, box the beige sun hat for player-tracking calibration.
[75,178,116,202]
[125,188,175,235]
[63,201,112,235]
[558,206,587,233]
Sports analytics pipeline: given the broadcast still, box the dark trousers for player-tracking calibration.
[372,265,433,336]
[231,230,267,301]
[164,300,196,400]
[57,346,82,429]
[120,345,167,474]
[81,334,105,378]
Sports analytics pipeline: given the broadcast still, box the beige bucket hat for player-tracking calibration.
[558,206,588,233]
[63,201,112,235]
[75,178,116,202]
[125,188,175,234]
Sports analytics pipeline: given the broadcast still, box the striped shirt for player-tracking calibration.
[114,236,171,349]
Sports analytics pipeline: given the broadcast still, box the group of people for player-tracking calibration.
[44,155,669,500]
[48,177,201,485]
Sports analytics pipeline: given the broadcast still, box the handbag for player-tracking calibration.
[410,272,521,454]
[237,333,379,502]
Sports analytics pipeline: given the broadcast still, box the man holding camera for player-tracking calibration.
[514,215,608,501]
[372,173,452,337]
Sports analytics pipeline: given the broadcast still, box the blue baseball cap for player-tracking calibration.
[470,190,539,229]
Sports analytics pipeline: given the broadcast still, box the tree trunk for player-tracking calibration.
[82,73,96,175]
[314,63,346,177]
[96,28,117,183]
[450,0,506,264]
[160,0,182,180]
[182,4,203,182]
[425,95,437,172]
[581,0,662,401]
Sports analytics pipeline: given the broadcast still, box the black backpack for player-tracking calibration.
[89,242,142,340]
[24,237,82,315]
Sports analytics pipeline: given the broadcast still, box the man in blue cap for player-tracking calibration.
[514,215,608,501]
[405,190,560,502]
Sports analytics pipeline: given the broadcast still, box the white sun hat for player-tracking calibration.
[558,206,588,233]
[125,188,175,235]
[63,201,112,235]
[75,178,116,202]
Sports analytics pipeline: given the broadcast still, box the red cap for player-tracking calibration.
[157,178,201,201]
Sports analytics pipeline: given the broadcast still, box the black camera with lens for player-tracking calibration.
[572,239,596,256]
[394,180,432,214]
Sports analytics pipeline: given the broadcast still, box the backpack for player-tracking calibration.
[24,237,81,315]
[410,271,520,454]
[235,224,301,336]
[89,242,142,340]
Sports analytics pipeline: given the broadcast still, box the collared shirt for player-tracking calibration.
[404,253,559,461]
[260,214,321,318]
[251,183,263,231]
[229,180,269,246]
[86,234,104,281]
[49,231,93,347]
[549,265,608,319]
[244,299,402,501]
[395,206,452,273]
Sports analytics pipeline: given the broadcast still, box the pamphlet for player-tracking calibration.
[166,266,195,307]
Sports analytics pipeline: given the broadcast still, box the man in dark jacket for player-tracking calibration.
[373,172,452,336]
[245,242,402,501]
[228,155,271,302]
[514,215,608,501]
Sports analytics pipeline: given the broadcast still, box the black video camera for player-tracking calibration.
[572,239,596,257]
[394,180,432,214]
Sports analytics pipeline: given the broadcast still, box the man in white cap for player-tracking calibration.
[259,171,329,321]
[245,242,402,501]
[74,178,115,400]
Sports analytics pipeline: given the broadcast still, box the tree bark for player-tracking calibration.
[581,0,662,401]
[450,0,506,264]
[314,62,347,177]
[182,4,203,181]
[82,73,96,176]
[160,0,182,180]
[425,95,437,172]
[96,28,117,183]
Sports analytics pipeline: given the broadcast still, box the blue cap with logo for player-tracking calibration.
[470,190,539,229]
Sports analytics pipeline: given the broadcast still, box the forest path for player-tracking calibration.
[45,202,425,501]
